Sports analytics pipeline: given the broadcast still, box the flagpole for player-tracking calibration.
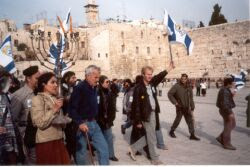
[168,40,174,65]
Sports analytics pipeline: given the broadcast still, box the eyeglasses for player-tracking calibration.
[105,80,110,83]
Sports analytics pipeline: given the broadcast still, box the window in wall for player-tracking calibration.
[106,53,108,58]
[122,44,125,52]
[158,47,161,54]
[121,31,124,39]
[141,31,143,38]
[81,41,85,48]
[147,47,150,54]
[136,47,139,54]
[98,53,100,58]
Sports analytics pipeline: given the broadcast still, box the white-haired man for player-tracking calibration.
[68,65,109,165]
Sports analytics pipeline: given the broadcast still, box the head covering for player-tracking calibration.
[23,66,39,77]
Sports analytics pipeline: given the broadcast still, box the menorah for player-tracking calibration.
[29,29,80,96]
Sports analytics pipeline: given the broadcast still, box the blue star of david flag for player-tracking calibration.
[230,69,248,91]
[164,9,194,55]
[0,35,16,73]
[49,43,67,72]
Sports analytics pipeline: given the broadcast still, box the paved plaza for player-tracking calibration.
[108,87,250,165]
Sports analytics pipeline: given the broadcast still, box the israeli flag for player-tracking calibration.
[58,8,71,64]
[0,35,16,73]
[59,8,71,34]
[164,9,194,55]
[230,69,248,90]
[49,43,67,71]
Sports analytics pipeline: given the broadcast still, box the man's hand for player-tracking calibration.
[79,123,88,132]
[136,124,143,129]
[0,127,6,134]
[167,61,175,72]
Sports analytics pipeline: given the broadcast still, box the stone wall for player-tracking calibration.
[169,20,250,79]
[2,19,249,81]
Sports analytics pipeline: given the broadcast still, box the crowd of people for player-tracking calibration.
[0,63,249,165]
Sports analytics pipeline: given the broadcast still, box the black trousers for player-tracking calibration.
[171,107,195,134]
[196,87,200,96]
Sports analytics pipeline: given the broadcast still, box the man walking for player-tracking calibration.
[68,65,109,165]
[11,66,40,164]
[216,77,237,150]
[168,73,200,141]
[129,63,174,165]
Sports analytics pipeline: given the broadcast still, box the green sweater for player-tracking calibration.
[168,82,195,110]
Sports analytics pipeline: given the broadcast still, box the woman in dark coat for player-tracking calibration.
[97,75,118,161]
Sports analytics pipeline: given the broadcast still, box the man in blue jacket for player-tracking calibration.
[68,65,109,165]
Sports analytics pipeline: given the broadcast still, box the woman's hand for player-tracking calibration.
[53,98,63,113]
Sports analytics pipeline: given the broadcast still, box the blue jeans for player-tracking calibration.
[156,128,166,149]
[102,128,115,158]
[75,121,109,165]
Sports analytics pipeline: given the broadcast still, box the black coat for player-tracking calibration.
[216,87,235,113]
[97,87,117,130]
[131,70,168,127]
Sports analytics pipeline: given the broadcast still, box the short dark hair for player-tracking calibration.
[123,78,132,85]
[181,73,188,78]
[37,72,55,93]
[135,75,143,84]
[62,71,75,84]
[224,77,234,86]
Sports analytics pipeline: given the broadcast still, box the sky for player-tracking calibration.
[0,0,249,28]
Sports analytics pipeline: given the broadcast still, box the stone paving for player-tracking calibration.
[109,87,250,165]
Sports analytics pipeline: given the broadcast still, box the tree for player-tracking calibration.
[198,21,205,28]
[209,4,228,26]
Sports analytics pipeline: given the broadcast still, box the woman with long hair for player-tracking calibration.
[97,75,118,161]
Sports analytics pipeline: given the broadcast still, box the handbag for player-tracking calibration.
[51,110,72,125]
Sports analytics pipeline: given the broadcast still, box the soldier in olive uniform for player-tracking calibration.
[10,66,40,164]
[168,73,200,141]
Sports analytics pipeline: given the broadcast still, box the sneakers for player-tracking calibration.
[169,130,176,138]
[109,156,119,161]
[190,134,200,141]
[151,160,164,165]
[224,144,236,150]
[128,147,136,161]
[121,125,126,134]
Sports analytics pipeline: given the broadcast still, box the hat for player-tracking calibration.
[23,66,39,77]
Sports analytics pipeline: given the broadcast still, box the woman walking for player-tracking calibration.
[31,72,71,164]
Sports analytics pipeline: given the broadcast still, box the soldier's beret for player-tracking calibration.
[23,65,39,77]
